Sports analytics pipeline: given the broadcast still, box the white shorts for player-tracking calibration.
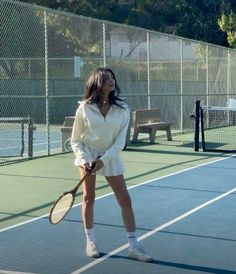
[74,146,125,177]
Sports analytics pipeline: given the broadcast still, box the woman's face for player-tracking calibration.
[102,71,115,93]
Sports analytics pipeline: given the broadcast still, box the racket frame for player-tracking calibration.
[49,172,90,224]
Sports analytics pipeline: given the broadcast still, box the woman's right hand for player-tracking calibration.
[84,158,103,174]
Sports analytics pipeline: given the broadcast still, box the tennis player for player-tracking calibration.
[71,67,153,262]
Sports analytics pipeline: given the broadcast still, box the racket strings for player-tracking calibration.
[50,193,74,224]
[49,171,92,224]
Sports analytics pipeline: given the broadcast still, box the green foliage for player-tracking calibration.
[18,0,234,48]
[174,0,227,46]
[217,0,236,48]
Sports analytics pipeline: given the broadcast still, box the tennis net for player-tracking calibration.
[194,100,236,152]
[0,117,35,159]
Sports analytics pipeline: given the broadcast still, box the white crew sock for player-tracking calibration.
[127,231,138,251]
[85,228,96,244]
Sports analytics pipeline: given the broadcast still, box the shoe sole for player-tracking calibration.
[128,255,153,262]
[86,251,100,258]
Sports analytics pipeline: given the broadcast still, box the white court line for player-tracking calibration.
[0,154,235,234]
[33,141,60,146]
[70,186,236,274]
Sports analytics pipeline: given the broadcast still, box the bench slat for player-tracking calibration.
[63,116,75,127]
[138,122,172,127]
[134,108,161,124]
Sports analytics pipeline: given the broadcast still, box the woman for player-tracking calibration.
[71,67,152,262]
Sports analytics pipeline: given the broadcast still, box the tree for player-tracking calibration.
[122,0,228,47]
[20,0,230,48]
[174,0,228,46]
[1,1,45,78]
[218,0,236,48]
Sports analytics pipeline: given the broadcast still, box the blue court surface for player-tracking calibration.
[0,129,61,157]
[1,156,236,274]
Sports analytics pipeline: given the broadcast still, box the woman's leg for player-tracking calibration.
[79,167,100,257]
[106,174,153,262]
[79,167,96,229]
[105,174,136,232]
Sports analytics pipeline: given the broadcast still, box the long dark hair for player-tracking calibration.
[83,67,124,108]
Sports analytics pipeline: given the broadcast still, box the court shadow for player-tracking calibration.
[0,182,110,223]
[152,259,235,273]
[125,157,224,184]
[140,183,236,195]
[100,252,156,263]
[125,145,227,157]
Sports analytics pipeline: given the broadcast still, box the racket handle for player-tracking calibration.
[91,156,100,168]
[72,157,100,193]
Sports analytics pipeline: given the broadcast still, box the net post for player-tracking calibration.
[194,100,200,151]
[200,106,206,151]
[28,118,34,158]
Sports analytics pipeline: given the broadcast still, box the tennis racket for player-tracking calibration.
[49,166,94,225]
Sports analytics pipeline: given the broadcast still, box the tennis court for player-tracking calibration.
[0,119,62,162]
[1,140,236,274]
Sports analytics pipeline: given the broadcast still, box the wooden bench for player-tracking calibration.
[61,116,131,152]
[132,108,173,144]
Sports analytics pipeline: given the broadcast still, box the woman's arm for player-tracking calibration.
[70,105,91,165]
[100,106,130,165]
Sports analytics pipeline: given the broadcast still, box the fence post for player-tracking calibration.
[180,39,183,132]
[44,10,50,155]
[103,23,106,67]
[147,32,150,109]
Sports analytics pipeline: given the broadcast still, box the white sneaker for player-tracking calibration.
[86,242,100,258]
[128,247,153,262]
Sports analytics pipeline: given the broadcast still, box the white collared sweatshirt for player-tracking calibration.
[71,101,130,166]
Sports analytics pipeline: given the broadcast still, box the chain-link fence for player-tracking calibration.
[1,0,236,164]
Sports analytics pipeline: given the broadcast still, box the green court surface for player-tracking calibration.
[0,133,230,230]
